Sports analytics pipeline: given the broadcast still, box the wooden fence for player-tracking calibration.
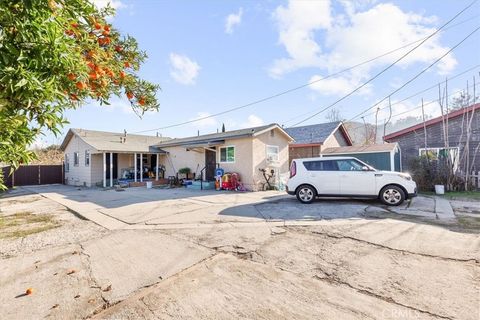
[470,171,480,189]
[1,165,63,188]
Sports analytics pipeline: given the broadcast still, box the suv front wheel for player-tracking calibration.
[296,185,316,204]
[379,185,405,206]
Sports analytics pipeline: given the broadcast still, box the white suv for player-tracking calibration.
[286,156,417,206]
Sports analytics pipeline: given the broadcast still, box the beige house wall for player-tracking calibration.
[323,129,349,149]
[160,146,206,178]
[251,128,290,191]
[64,135,94,187]
[160,127,291,191]
[90,153,103,186]
[216,137,254,189]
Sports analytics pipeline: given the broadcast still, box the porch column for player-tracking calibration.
[103,152,106,188]
[109,152,113,187]
[134,153,137,182]
[140,153,143,182]
[156,154,159,181]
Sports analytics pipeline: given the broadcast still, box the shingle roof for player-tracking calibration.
[60,128,170,153]
[285,121,344,144]
[156,123,293,147]
[322,143,398,154]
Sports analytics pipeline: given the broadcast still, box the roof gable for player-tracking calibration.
[285,121,352,145]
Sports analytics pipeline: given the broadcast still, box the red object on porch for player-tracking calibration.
[221,173,240,191]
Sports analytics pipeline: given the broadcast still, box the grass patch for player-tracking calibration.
[457,216,480,229]
[0,211,60,239]
[420,191,480,201]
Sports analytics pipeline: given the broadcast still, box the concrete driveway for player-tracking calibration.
[25,184,452,230]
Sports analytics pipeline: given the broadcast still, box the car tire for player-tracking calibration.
[379,185,405,206]
[296,185,316,204]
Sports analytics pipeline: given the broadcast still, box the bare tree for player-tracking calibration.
[326,108,342,122]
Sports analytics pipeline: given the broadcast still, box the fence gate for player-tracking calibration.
[1,165,63,188]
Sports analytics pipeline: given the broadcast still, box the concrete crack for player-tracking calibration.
[308,229,478,264]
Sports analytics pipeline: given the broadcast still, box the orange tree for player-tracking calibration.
[0,0,159,189]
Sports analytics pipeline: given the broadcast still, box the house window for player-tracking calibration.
[85,150,90,166]
[419,147,459,171]
[266,145,279,162]
[220,146,235,163]
[65,154,69,172]
[73,152,79,166]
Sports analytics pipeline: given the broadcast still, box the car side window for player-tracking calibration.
[303,160,338,171]
[336,159,364,171]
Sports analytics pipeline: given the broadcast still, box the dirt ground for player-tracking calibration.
[1,187,479,320]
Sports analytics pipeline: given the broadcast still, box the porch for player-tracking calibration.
[97,151,167,188]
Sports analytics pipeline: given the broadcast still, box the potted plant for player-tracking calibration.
[178,167,191,180]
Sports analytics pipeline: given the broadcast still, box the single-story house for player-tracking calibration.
[321,143,402,171]
[60,128,170,187]
[384,103,480,172]
[285,121,353,163]
[155,123,294,191]
[60,123,293,191]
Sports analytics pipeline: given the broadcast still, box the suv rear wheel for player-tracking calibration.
[296,185,316,204]
[379,185,405,206]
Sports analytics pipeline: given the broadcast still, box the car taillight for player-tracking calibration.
[290,161,296,178]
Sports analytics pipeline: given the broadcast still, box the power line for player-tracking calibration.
[287,0,479,127]
[281,64,479,126]
[132,8,479,134]
[347,25,480,123]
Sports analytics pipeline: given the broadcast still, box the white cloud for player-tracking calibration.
[241,114,264,128]
[270,1,457,92]
[308,71,372,96]
[270,0,331,78]
[225,8,243,34]
[169,53,201,85]
[91,0,125,9]
[189,112,217,128]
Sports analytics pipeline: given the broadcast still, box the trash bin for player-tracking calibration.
[146,181,153,189]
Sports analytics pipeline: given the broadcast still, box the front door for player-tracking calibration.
[205,149,216,181]
[106,153,118,180]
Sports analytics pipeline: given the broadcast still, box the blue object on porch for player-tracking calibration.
[183,180,193,186]
[215,168,224,177]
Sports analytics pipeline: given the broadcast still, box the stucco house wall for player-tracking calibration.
[64,135,93,187]
[323,130,350,148]
[252,128,290,190]
[216,137,254,189]
[160,146,206,178]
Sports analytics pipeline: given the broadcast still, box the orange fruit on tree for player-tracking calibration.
[76,82,86,90]
[104,25,111,32]
[94,23,102,30]
[115,45,122,52]
[102,30,109,36]
[88,72,97,80]
[119,71,126,79]
[67,73,76,81]
[71,22,79,29]
[138,97,145,106]
[124,61,130,68]
[126,91,134,100]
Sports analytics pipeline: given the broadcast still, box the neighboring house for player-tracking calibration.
[384,103,480,172]
[155,123,294,191]
[285,121,353,163]
[321,143,402,171]
[60,129,170,187]
[60,124,293,191]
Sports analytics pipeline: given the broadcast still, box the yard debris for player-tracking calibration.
[25,288,33,295]
[50,304,59,309]
[66,269,76,275]
[102,284,112,292]
[74,294,81,299]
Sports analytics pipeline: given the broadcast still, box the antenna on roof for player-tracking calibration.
[197,130,200,136]
[156,132,159,137]
[123,129,127,137]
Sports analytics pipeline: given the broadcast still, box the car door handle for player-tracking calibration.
[375,174,383,177]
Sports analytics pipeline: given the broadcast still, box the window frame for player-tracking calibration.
[303,160,338,171]
[419,147,459,171]
[73,152,79,167]
[219,146,235,163]
[65,154,70,172]
[336,159,366,172]
[85,150,90,167]
[266,145,279,162]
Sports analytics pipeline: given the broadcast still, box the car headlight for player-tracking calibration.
[397,173,412,181]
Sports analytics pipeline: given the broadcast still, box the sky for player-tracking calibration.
[38,0,480,146]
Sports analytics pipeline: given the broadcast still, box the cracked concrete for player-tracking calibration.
[2,186,479,320]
